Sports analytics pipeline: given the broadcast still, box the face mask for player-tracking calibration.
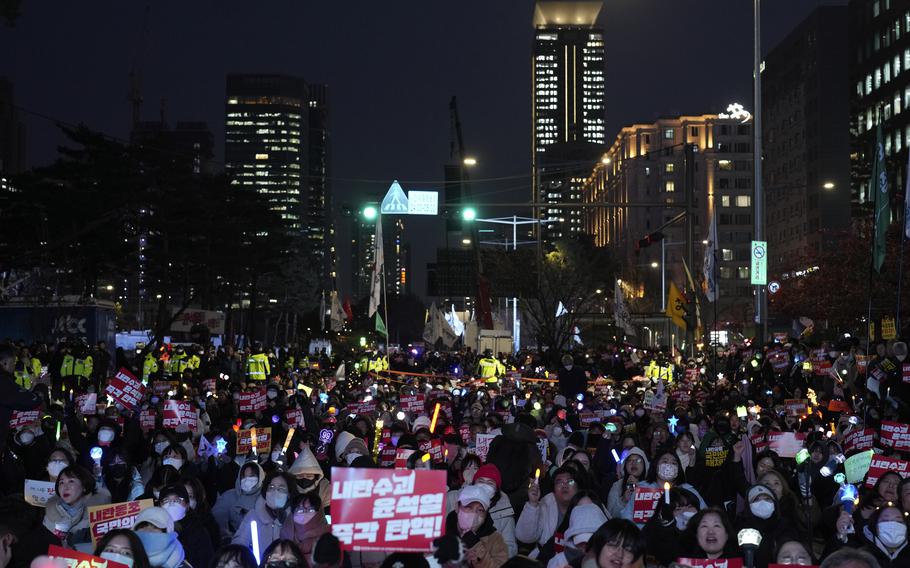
[294,511,316,525]
[297,477,316,490]
[271,450,282,463]
[240,477,259,494]
[137,531,176,559]
[750,500,775,519]
[162,458,183,470]
[878,521,908,548]
[564,364,573,371]
[266,491,288,510]
[18,430,35,446]
[98,429,115,443]
[634,409,645,418]
[267,390,278,400]
[457,510,480,533]
[675,510,696,530]
[828,351,838,359]
[101,552,134,568]
[107,463,128,478]
[155,441,169,455]
[47,460,67,478]
[163,502,187,522]
[658,463,679,481]
[189,498,197,510]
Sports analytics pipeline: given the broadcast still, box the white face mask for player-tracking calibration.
[162,457,183,470]
[344,452,359,465]
[750,500,775,520]
[878,521,908,548]
[162,502,186,522]
[266,491,288,509]
[294,511,316,525]
[675,510,696,530]
[240,476,259,494]
[47,460,68,478]
[101,552,134,568]
[18,430,35,446]
[457,509,482,532]
[98,429,115,443]
[154,441,169,455]
[658,463,679,481]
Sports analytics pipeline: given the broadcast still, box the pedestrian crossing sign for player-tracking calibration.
[380,180,410,214]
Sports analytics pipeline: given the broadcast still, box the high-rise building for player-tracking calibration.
[347,202,408,301]
[225,74,332,284]
[763,5,851,274]
[0,78,26,175]
[848,0,910,214]
[584,111,755,323]
[533,1,606,246]
[131,120,215,174]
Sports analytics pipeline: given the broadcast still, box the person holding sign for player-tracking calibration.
[231,472,298,556]
[0,345,42,456]
[618,450,705,526]
[606,447,648,519]
[42,465,110,550]
[640,487,702,565]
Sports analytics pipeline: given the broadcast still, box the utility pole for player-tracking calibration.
[685,143,696,355]
[753,0,767,343]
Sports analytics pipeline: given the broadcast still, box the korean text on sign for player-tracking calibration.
[162,400,198,431]
[880,421,910,451]
[105,368,146,410]
[865,455,910,488]
[48,545,130,568]
[88,499,153,544]
[632,487,662,522]
[236,429,272,455]
[238,389,267,412]
[330,468,446,552]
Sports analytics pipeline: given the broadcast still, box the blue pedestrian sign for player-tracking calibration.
[380,180,410,214]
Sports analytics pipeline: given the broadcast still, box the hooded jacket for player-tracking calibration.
[211,461,265,537]
[734,492,797,568]
[445,508,509,568]
[231,495,289,555]
[288,445,332,509]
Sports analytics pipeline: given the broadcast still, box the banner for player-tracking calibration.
[88,499,153,544]
[238,389,267,413]
[347,401,378,416]
[285,408,305,428]
[400,394,425,414]
[330,468,446,552]
[161,400,198,431]
[474,433,499,462]
[844,428,876,452]
[152,380,178,396]
[632,487,663,522]
[76,393,97,415]
[394,448,416,469]
[865,455,910,488]
[845,450,875,484]
[784,399,809,417]
[9,409,39,428]
[48,545,130,568]
[139,409,156,431]
[104,368,145,410]
[676,559,742,568]
[880,421,910,451]
[24,479,56,507]
[236,428,272,455]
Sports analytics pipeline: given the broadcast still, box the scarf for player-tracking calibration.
[137,532,185,568]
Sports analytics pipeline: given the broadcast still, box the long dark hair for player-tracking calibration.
[94,529,151,568]
[587,519,645,563]
[210,544,257,568]
[261,539,305,566]
[646,450,686,484]
[683,507,738,558]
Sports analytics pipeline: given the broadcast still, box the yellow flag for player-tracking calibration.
[666,282,688,331]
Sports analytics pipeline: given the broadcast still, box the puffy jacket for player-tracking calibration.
[211,462,266,538]
[445,509,509,568]
[232,496,289,554]
[515,492,562,557]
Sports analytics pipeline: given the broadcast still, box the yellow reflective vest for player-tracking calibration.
[143,354,159,382]
[246,353,271,381]
[479,357,505,382]
[61,354,93,378]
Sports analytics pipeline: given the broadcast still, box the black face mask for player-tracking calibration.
[107,463,128,478]
[715,422,731,435]
[297,477,316,490]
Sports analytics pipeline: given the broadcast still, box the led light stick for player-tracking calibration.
[250,521,261,564]
[430,402,441,434]
[250,427,258,456]
[664,481,671,504]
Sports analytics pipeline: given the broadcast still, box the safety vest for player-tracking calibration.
[284,356,295,371]
[30,358,41,378]
[186,355,201,370]
[167,354,188,375]
[61,354,93,378]
[14,368,31,390]
[368,356,388,373]
[479,357,504,381]
[143,354,159,382]
[246,353,270,381]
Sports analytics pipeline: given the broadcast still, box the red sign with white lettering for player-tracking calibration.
[881,421,910,451]
[105,368,146,410]
[866,455,910,488]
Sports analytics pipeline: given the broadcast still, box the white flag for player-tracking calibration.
[555,301,568,318]
[368,216,384,317]
[613,281,635,335]
[422,302,438,344]
[703,208,718,302]
[335,362,346,380]
[330,291,346,332]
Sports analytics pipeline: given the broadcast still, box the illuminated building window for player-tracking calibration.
[665,163,674,173]
[665,181,675,193]
[663,128,674,140]
[735,195,751,207]
[721,195,731,207]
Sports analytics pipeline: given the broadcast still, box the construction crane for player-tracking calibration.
[128,5,151,127]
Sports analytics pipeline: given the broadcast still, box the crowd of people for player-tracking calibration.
[0,334,907,568]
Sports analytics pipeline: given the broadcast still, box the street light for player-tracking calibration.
[462,207,477,221]
[650,261,659,268]
[823,181,835,190]
[463,157,477,166]
[461,238,472,245]
[601,156,611,165]
[363,205,378,220]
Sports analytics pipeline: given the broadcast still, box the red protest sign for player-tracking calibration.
[784,399,809,417]
[236,428,272,455]
[49,544,130,568]
[285,408,305,428]
[429,438,445,464]
[347,400,378,415]
[632,486,662,522]
[9,409,39,428]
[828,399,851,412]
[768,350,790,371]
[105,368,146,410]
[866,455,910,488]
[87,499,153,544]
[152,381,178,396]
[238,389,267,413]
[400,394,425,414]
[379,446,397,468]
[881,421,910,451]
[139,409,156,431]
[676,559,743,568]
[459,423,471,444]
[76,393,97,415]
[394,449,415,469]
[162,400,198,431]
[844,428,876,452]
[330,468,446,552]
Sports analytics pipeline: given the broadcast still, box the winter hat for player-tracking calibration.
[288,445,324,482]
[474,464,502,489]
[334,431,356,460]
[134,506,175,533]
[748,484,775,503]
[412,416,432,433]
[458,485,492,510]
[623,446,650,473]
[565,503,608,545]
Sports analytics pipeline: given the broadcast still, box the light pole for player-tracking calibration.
[753,0,767,342]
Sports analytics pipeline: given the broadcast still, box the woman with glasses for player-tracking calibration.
[232,471,299,555]
[516,466,584,559]
[259,540,306,568]
[585,518,645,568]
[279,493,330,561]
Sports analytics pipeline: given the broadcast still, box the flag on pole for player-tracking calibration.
[375,313,388,337]
[330,292,346,332]
[368,216,384,316]
[872,124,890,273]
[319,291,326,331]
[555,301,568,318]
[703,208,718,302]
[613,280,635,335]
[335,362,346,381]
[666,282,688,331]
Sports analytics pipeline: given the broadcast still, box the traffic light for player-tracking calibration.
[636,231,664,252]
[362,205,378,220]
[462,207,477,221]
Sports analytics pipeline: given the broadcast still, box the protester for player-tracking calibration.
[280,493,330,560]
[447,485,509,568]
[232,471,297,554]
[133,507,190,568]
[158,484,214,568]
[93,529,152,568]
[42,465,110,550]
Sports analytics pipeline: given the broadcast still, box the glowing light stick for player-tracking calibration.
[611,448,620,463]
[282,428,295,454]
[250,520,261,564]
[664,481,671,505]
[534,468,541,484]
[55,421,61,441]
[372,420,384,459]
[90,446,103,464]
[250,427,258,456]
[430,402,441,434]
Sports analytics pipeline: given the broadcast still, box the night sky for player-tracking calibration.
[1,0,844,299]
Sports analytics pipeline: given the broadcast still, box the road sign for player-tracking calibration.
[768,281,780,294]
[380,181,410,214]
[407,191,438,215]
[750,240,767,286]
